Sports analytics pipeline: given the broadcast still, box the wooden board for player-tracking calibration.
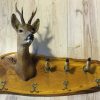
[0,53,99,96]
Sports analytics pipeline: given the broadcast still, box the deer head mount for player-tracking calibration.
[11,3,40,81]
[11,3,40,46]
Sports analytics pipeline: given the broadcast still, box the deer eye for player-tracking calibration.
[18,29,23,33]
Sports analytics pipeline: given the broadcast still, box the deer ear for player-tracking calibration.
[32,19,40,33]
[11,14,20,31]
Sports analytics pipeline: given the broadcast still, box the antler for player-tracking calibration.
[28,8,37,25]
[15,3,25,24]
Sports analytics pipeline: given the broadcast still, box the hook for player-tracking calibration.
[64,58,70,72]
[63,80,68,90]
[95,79,100,87]
[0,80,7,91]
[83,58,91,72]
[44,57,51,72]
[30,83,39,93]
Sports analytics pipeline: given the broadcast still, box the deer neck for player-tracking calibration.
[17,36,31,65]
[16,35,36,81]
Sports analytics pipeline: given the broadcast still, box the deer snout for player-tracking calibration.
[26,34,34,41]
[23,34,34,46]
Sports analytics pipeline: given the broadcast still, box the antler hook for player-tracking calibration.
[28,8,37,25]
[15,3,25,24]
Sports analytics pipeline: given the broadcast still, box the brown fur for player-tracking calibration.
[11,4,40,81]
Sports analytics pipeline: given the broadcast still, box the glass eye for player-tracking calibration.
[18,29,23,33]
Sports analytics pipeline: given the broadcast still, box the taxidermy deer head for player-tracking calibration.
[11,3,40,81]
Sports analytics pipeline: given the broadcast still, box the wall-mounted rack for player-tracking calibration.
[0,53,99,96]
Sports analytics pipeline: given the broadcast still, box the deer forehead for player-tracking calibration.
[18,24,34,31]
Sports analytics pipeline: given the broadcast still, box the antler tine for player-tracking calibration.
[15,3,25,24]
[21,7,25,24]
[28,8,37,25]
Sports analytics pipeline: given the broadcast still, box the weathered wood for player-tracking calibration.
[0,53,99,96]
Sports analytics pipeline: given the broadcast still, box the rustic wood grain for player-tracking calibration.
[0,54,100,96]
[0,0,100,99]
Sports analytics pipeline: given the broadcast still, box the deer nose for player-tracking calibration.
[26,34,34,41]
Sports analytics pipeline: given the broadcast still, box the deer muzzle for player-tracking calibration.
[26,34,34,41]
[23,34,34,46]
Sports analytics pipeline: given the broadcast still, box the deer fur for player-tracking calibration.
[11,3,40,81]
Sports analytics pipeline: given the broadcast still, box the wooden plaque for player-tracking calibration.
[0,53,99,96]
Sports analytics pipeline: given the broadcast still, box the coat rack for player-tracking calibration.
[0,53,100,96]
[0,1,100,96]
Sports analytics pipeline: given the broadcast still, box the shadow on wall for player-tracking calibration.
[32,25,54,57]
